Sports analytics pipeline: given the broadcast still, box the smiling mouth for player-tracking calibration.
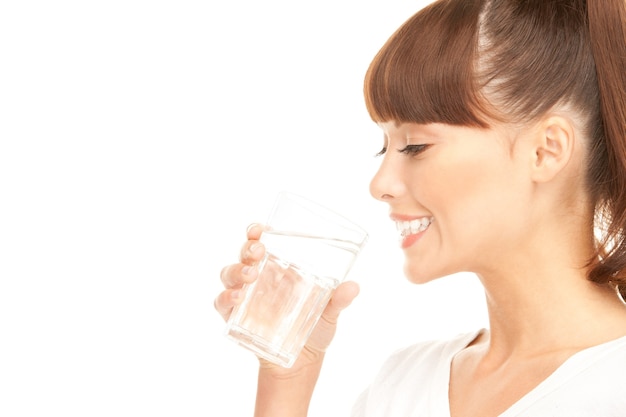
[396,217,434,238]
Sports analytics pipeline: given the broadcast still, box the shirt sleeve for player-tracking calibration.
[350,386,369,417]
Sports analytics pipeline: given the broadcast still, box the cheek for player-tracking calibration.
[425,155,501,209]
[418,154,515,243]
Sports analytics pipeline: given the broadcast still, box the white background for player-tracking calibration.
[0,1,488,416]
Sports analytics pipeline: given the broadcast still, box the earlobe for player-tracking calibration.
[531,117,576,183]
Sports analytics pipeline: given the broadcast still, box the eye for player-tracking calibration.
[374,147,387,157]
[398,144,430,156]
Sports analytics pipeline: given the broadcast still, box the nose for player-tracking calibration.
[369,153,406,202]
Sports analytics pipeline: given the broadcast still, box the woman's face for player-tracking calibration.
[370,121,532,283]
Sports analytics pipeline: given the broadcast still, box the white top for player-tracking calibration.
[351,330,626,416]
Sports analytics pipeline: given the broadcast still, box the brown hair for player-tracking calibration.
[364,0,626,298]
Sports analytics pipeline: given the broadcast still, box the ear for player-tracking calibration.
[530,116,576,183]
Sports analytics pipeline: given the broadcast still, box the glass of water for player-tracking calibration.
[224,191,368,368]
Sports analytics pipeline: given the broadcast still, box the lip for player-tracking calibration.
[401,233,424,249]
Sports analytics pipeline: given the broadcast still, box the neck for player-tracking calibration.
[476,218,626,359]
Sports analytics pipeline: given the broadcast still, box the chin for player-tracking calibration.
[403,264,444,285]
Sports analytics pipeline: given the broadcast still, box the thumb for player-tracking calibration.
[322,281,360,325]
[304,281,360,354]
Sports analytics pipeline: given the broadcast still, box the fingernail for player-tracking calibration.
[242,266,252,275]
[249,242,262,253]
[231,290,241,300]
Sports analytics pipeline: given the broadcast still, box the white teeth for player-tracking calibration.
[396,217,433,237]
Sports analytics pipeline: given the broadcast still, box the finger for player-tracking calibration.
[214,288,244,321]
[322,281,360,325]
[246,223,267,240]
[239,240,266,264]
[220,263,258,289]
[304,281,360,353]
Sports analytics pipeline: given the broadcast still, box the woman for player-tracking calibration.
[215,0,626,415]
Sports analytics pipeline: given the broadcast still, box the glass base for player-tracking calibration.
[225,324,297,368]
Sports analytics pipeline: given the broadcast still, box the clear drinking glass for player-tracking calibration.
[224,191,368,368]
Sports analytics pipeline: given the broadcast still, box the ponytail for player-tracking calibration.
[586,0,626,300]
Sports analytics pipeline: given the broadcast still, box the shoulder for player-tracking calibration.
[385,329,484,367]
[351,330,483,417]
[377,330,482,380]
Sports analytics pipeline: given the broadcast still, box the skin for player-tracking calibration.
[372,118,626,416]
[216,224,360,417]
[216,115,626,417]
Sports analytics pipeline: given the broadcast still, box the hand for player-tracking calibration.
[214,223,266,321]
[214,223,360,372]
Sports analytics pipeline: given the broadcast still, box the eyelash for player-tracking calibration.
[375,144,430,157]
